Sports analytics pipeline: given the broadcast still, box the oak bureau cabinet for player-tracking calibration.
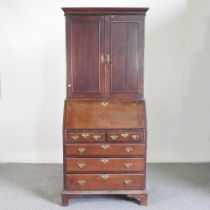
[62,8,149,206]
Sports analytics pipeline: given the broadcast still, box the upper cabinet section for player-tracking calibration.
[66,15,105,99]
[105,15,145,100]
[63,8,148,100]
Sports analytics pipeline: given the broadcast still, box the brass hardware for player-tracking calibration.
[110,135,118,141]
[101,159,109,164]
[101,144,110,150]
[124,162,133,169]
[81,133,89,138]
[124,179,132,185]
[78,162,86,168]
[71,135,79,140]
[78,180,86,186]
[101,175,109,180]
[93,135,101,140]
[67,84,71,87]
[124,146,133,153]
[101,54,105,64]
[121,133,129,138]
[78,147,86,153]
[101,101,108,106]
[131,135,140,140]
[106,54,111,64]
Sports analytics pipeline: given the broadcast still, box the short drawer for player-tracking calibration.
[65,174,145,190]
[107,131,146,142]
[64,144,145,157]
[64,132,105,143]
[65,158,145,173]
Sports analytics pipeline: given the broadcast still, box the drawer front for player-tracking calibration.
[64,144,145,157]
[107,131,146,142]
[65,158,145,173]
[65,174,145,190]
[65,132,105,143]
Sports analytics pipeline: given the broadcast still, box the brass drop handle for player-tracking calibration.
[124,162,133,169]
[124,179,132,185]
[78,180,86,186]
[101,175,109,180]
[78,162,86,168]
[106,54,111,64]
[71,135,79,140]
[101,54,105,64]
[124,146,133,153]
[101,159,109,164]
[110,135,118,141]
[93,135,101,140]
[78,147,86,153]
[81,133,89,138]
[101,144,110,150]
[131,135,140,140]
[121,133,129,138]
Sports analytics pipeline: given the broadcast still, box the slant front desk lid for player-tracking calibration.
[64,100,146,129]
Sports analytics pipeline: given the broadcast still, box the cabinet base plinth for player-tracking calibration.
[62,190,148,206]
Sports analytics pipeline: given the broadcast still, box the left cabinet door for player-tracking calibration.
[66,15,105,99]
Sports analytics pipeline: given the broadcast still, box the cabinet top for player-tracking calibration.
[62,7,149,15]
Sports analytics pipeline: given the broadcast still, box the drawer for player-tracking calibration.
[65,174,145,190]
[65,158,145,173]
[107,131,146,142]
[64,144,145,157]
[64,132,105,143]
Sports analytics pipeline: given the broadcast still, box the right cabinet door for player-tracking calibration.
[105,15,145,100]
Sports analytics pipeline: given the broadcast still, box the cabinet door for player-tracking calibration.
[105,15,145,100]
[66,15,105,99]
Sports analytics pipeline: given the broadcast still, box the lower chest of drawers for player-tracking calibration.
[63,130,146,191]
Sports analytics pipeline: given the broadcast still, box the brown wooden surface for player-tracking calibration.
[62,7,148,206]
[64,132,105,143]
[65,174,145,190]
[63,100,146,129]
[65,158,145,173]
[64,144,145,157]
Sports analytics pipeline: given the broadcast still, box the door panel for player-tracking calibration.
[66,15,105,99]
[105,15,145,100]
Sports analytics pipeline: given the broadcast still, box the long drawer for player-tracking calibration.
[65,174,145,190]
[64,144,145,157]
[65,158,145,173]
